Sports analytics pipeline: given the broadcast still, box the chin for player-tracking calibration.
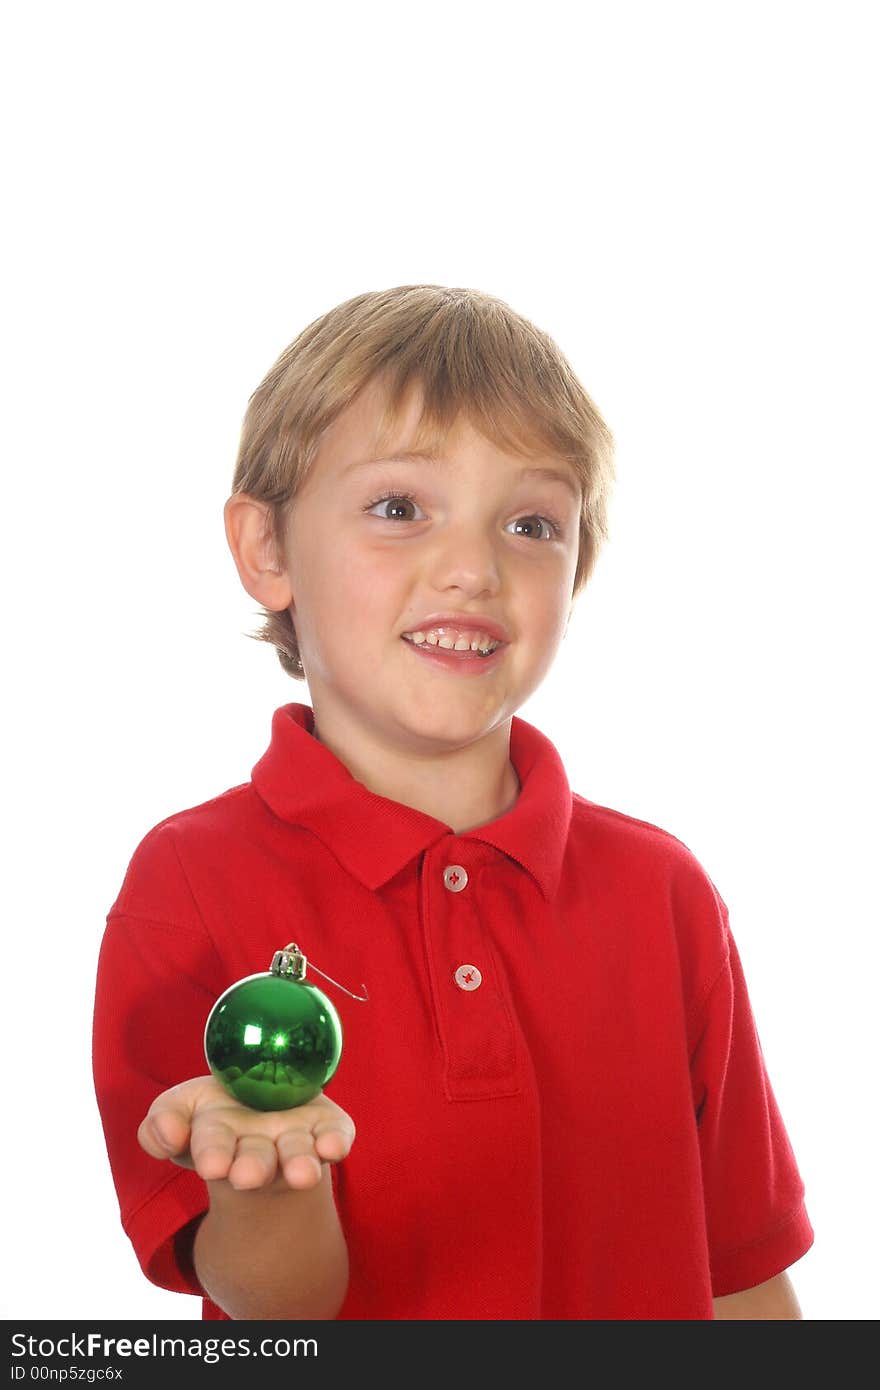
[407,702,511,742]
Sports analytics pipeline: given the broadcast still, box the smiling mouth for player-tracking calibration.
[400,635,507,668]
[401,634,502,658]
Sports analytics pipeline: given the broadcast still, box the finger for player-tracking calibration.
[275,1127,325,1190]
[138,1103,192,1159]
[227,1134,279,1191]
[189,1119,239,1182]
[312,1118,356,1164]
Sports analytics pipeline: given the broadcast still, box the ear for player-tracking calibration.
[223,494,293,611]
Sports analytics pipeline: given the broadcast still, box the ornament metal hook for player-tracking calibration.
[280,942,370,1002]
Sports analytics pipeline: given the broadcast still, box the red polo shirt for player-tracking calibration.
[92,702,813,1319]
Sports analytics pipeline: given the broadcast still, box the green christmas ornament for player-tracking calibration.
[204,943,345,1111]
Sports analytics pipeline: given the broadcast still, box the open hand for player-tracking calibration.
[137,1074,355,1193]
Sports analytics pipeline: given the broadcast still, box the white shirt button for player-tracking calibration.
[454,964,482,991]
[443,864,469,892]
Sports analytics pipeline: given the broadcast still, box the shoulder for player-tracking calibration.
[569,791,723,894]
[143,779,257,842]
[570,791,693,848]
[107,780,259,924]
[567,792,732,996]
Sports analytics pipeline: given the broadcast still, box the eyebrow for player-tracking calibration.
[344,450,581,499]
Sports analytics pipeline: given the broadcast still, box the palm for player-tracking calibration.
[138,1074,355,1190]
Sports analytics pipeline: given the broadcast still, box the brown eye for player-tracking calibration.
[508,514,560,541]
[365,492,422,521]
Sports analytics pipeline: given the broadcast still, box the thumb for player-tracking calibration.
[138,1100,192,1159]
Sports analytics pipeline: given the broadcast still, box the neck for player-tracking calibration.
[310,708,520,833]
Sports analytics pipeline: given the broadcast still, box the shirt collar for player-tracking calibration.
[251,703,572,902]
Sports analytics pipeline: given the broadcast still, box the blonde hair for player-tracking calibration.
[230,285,616,680]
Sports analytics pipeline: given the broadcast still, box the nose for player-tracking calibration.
[427,516,503,599]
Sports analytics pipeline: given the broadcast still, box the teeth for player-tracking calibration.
[403,628,501,654]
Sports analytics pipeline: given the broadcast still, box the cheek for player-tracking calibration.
[290,524,386,594]
[518,560,574,628]
[298,545,404,644]
[340,550,405,613]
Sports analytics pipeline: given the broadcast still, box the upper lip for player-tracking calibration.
[400,612,511,643]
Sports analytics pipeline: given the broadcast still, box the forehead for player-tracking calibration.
[313,377,581,497]
[322,376,436,458]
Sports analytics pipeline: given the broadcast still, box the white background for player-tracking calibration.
[2,0,877,1322]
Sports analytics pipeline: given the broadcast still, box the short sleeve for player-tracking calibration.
[92,825,225,1297]
[690,921,814,1297]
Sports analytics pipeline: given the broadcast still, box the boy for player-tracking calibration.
[92,285,813,1320]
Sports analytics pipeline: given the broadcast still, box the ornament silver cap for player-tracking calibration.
[270,943,307,980]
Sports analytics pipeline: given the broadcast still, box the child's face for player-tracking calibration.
[278,377,582,756]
